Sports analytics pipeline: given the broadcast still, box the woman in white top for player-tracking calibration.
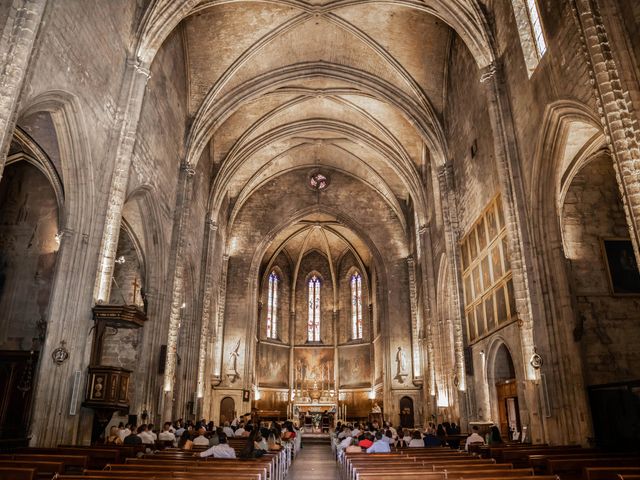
[408,430,424,447]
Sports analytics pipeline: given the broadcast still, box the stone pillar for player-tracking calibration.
[406,256,423,384]
[162,163,195,420]
[480,61,544,442]
[93,59,151,303]
[0,0,47,176]
[196,219,218,408]
[419,225,438,418]
[211,254,229,380]
[436,163,467,393]
[572,0,640,265]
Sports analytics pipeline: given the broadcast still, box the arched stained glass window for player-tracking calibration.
[266,272,278,338]
[351,272,363,339]
[308,275,321,342]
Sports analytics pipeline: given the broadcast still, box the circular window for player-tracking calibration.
[309,171,330,191]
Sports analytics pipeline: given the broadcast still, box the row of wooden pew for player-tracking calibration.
[340,444,640,480]
[470,443,640,480]
[0,439,292,480]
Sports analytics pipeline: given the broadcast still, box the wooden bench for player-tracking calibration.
[586,467,640,480]
[0,453,88,473]
[0,467,36,480]
[17,447,121,469]
[0,459,63,479]
[545,457,640,480]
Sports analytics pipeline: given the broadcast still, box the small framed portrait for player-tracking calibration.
[242,389,251,402]
[601,238,640,295]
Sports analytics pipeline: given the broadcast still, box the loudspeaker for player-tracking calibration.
[158,345,167,375]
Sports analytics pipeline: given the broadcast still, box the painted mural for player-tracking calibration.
[293,347,334,394]
[0,162,59,351]
[257,342,289,388]
[339,344,371,388]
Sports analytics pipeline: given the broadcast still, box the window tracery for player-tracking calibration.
[308,275,321,341]
[266,271,278,339]
[350,272,363,340]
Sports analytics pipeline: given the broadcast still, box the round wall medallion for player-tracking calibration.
[309,171,330,191]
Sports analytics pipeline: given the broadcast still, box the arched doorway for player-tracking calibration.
[493,344,520,440]
[0,159,60,440]
[399,396,414,428]
[220,397,235,425]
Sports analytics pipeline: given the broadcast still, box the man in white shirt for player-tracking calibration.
[147,424,158,442]
[137,425,155,444]
[234,423,246,437]
[193,427,210,446]
[222,422,235,439]
[465,426,485,451]
[367,432,391,453]
[158,422,176,445]
[197,433,236,458]
[175,422,185,438]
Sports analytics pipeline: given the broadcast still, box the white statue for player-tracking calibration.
[226,339,240,382]
[395,346,408,382]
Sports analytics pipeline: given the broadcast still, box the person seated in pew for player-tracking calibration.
[464,425,485,451]
[367,431,391,453]
[158,422,177,445]
[193,427,210,446]
[118,422,131,442]
[408,430,424,447]
[137,424,155,444]
[239,429,267,458]
[234,422,246,437]
[106,425,123,445]
[359,433,374,449]
[222,421,235,439]
[208,427,221,446]
[147,423,158,442]
[383,429,395,445]
[448,422,461,449]
[123,425,142,445]
[196,432,236,459]
[423,429,442,448]
[344,437,363,454]
[486,425,503,445]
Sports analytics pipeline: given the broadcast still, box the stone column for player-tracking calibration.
[572,0,640,265]
[419,225,438,418]
[480,61,543,441]
[93,59,151,303]
[196,219,218,408]
[436,163,467,393]
[0,0,47,176]
[406,256,423,384]
[212,254,229,380]
[162,163,195,421]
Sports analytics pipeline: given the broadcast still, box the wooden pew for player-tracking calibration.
[16,446,121,469]
[0,453,88,473]
[529,452,636,475]
[545,457,640,480]
[0,467,36,480]
[0,459,63,479]
[586,467,640,480]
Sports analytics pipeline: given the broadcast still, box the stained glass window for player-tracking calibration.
[266,272,278,338]
[351,272,363,339]
[308,275,321,341]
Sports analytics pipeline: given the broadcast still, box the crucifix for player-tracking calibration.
[131,278,140,305]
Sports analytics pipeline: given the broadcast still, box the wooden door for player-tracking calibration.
[220,397,235,425]
[0,351,38,440]
[496,380,520,440]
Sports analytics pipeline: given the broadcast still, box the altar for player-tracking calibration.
[294,403,335,432]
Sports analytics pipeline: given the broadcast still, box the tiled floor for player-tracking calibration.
[287,443,340,479]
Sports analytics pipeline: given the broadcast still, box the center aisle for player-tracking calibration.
[287,442,340,479]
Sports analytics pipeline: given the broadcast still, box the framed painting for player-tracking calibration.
[601,238,640,295]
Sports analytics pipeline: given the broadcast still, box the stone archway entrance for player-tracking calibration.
[399,396,414,428]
